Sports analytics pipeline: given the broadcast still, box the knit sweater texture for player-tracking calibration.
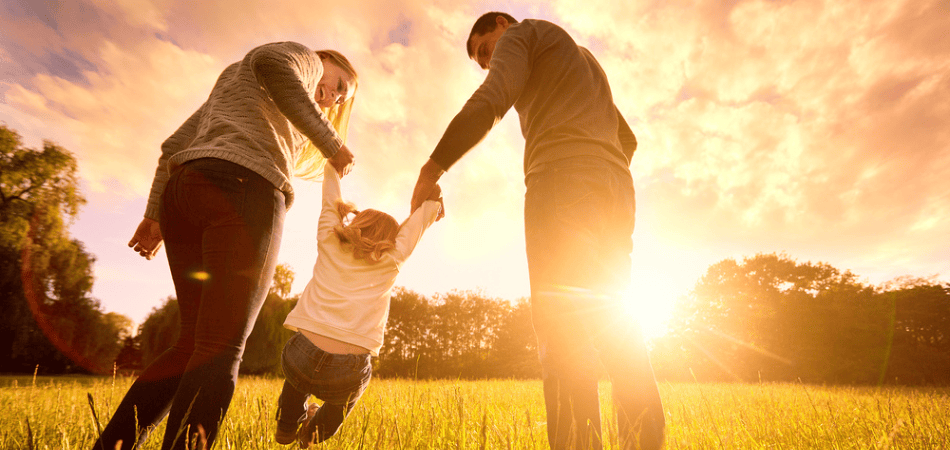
[283,169,441,356]
[144,41,344,220]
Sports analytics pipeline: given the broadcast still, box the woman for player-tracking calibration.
[95,42,359,450]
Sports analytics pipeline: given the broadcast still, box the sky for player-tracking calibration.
[2,0,948,338]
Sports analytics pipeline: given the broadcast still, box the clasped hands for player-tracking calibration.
[411,158,446,221]
[130,153,444,260]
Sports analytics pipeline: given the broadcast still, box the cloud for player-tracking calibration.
[3,38,221,195]
[2,0,948,321]
[545,0,949,267]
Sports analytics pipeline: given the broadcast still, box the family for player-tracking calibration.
[99,11,665,450]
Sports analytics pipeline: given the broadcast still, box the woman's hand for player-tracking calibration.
[128,218,163,260]
[329,144,355,177]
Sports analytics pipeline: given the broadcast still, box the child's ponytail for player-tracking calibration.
[336,200,358,220]
[332,201,400,263]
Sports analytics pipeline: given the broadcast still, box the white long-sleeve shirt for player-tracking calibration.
[283,169,441,355]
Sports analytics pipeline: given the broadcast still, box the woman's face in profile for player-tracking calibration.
[316,61,356,109]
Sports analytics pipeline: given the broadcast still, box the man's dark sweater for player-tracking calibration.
[430,19,637,176]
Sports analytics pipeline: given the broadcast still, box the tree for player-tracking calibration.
[431,290,509,378]
[670,253,889,384]
[114,334,143,374]
[137,296,180,367]
[377,289,538,379]
[0,124,128,374]
[137,264,300,375]
[242,264,297,374]
[375,287,432,377]
[270,263,295,298]
[880,277,950,384]
[487,298,540,378]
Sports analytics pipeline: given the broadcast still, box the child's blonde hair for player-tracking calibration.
[295,49,359,180]
[332,201,399,262]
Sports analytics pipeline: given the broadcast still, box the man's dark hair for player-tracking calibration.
[466,12,518,58]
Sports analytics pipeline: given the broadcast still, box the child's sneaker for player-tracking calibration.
[274,423,298,445]
[297,403,320,449]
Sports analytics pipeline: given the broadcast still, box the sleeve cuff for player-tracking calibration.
[318,135,342,159]
[144,204,161,222]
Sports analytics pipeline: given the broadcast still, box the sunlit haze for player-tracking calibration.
[2,0,948,335]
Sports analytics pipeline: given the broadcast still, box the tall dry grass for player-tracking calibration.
[1,374,948,449]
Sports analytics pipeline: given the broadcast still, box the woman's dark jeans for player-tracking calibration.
[524,156,665,450]
[94,158,285,450]
[276,332,372,444]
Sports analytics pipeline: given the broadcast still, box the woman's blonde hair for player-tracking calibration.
[332,201,399,262]
[295,49,360,180]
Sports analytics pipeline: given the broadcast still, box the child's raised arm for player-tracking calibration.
[390,185,443,264]
[317,167,344,240]
[427,183,445,221]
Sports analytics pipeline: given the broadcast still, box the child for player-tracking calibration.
[274,166,444,447]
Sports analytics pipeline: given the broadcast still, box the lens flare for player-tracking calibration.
[191,271,210,281]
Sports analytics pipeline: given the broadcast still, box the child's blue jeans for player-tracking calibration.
[276,332,372,443]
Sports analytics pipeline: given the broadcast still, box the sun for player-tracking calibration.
[621,273,679,341]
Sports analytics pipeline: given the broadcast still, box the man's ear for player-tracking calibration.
[496,15,510,30]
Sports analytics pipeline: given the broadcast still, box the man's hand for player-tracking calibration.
[129,218,163,260]
[328,144,355,177]
[411,158,445,213]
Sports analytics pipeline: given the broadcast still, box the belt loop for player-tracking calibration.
[315,350,329,372]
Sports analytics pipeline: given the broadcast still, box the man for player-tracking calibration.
[410,11,665,450]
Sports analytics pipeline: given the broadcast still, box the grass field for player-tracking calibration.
[2,374,948,449]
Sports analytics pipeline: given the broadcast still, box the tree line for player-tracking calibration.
[3,124,950,385]
[652,253,950,385]
[129,282,541,379]
[127,255,950,386]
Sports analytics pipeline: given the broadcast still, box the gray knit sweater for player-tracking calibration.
[144,41,344,220]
